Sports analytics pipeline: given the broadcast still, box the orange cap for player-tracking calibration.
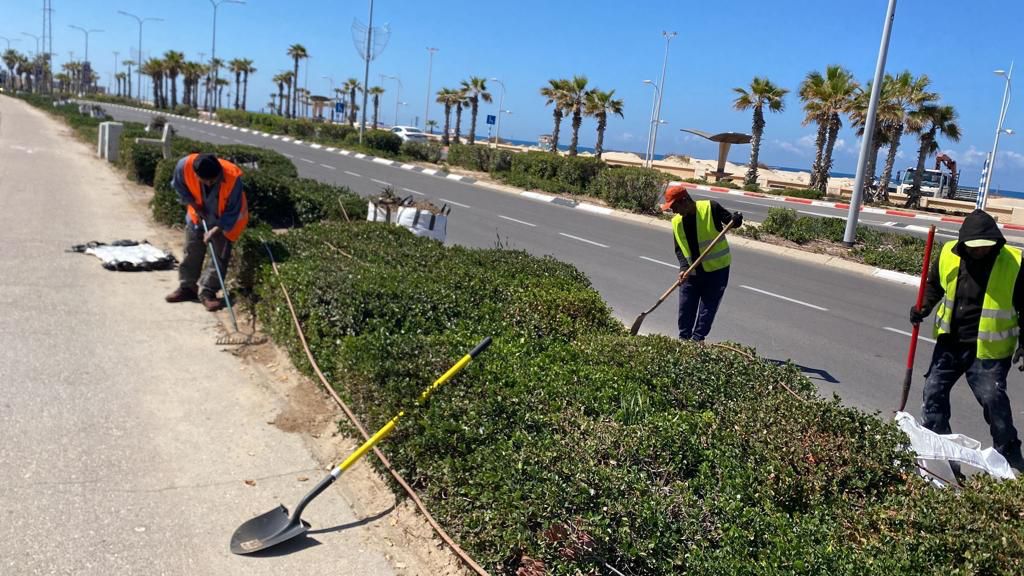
[660,185,691,212]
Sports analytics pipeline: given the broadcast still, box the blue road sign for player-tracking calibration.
[486,114,496,125]
[335,101,345,114]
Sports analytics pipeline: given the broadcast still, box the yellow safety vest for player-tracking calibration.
[672,200,731,272]
[934,240,1021,359]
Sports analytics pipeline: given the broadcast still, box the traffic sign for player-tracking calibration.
[335,101,345,114]
[486,114,496,125]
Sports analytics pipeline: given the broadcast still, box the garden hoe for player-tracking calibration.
[897,224,936,412]
[229,336,493,555]
[629,220,734,336]
[199,218,267,346]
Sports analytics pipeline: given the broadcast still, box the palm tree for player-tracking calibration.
[142,58,164,108]
[877,71,937,197]
[342,78,361,125]
[279,70,295,118]
[229,58,245,109]
[906,104,961,206]
[114,72,125,97]
[163,51,184,109]
[733,77,788,186]
[452,88,469,144]
[798,66,858,191]
[286,43,308,118]
[425,119,438,134]
[849,81,897,201]
[240,59,255,110]
[460,76,492,145]
[368,86,385,128]
[584,89,624,159]
[122,59,135,99]
[273,72,290,116]
[540,79,569,153]
[216,77,230,109]
[562,75,591,156]
[2,50,20,90]
[436,87,459,146]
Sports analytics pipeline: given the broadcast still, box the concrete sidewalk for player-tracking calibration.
[0,96,458,575]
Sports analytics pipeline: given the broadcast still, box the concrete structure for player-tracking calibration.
[680,129,751,181]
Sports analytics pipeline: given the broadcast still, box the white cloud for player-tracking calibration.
[896,149,906,160]
[621,132,635,141]
[797,134,817,148]
[773,139,803,155]
[1000,150,1024,168]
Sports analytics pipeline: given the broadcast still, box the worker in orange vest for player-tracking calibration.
[164,153,249,311]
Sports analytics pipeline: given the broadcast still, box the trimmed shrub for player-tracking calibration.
[555,156,606,194]
[318,123,356,142]
[286,119,317,139]
[401,140,444,163]
[591,166,668,214]
[289,177,368,225]
[151,158,185,226]
[362,129,402,155]
[447,144,492,172]
[766,187,825,200]
[173,104,198,117]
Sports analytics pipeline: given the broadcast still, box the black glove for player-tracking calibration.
[730,212,743,228]
[909,305,927,325]
[1013,347,1024,372]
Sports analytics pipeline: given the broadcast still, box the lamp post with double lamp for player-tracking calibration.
[69,25,102,94]
[21,33,40,93]
[0,36,19,50]
[978,64,1014,211]
[647,31,676,169]
[207,0,245,111]
[384,74,402,127]
[489,77,505,147]
[322,75,336,121]
[642,79,659,167]
[117,11,162,101]
[424,47,438,130]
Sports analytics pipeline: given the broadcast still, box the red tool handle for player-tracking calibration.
[897,225,936,412]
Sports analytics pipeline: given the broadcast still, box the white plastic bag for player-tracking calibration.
[895,411,1017,487]
[367,201,448,242]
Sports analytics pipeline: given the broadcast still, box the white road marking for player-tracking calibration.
[233,139,244,143]
[883,326,937,344]
[640,256,677,268]
[906,224,931,233]
[440,198,470,208]
[300,158,315,164]
[310,144,322,149]
[522,191,555,202]
[325,147,336,152]
[740,285,829,311]
[354,153,367,159]
[344,170,362,178]
[498,215,537,227]
[732,199,766,207]
[339,150,351,155]
[559,232,609,248]
[400,164,415,170]
[371,178,392,186]
[798,210,844,220]
[282,153,295,158]
[402,187,424,195]
[218,135,230,140]
[320,163,336,170]
[422,168,438,175]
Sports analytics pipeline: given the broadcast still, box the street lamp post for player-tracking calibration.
[112,50,119,94]
[384,74,402,127]
[489,77,505,147]
[642,79,659,167]
[22,33,40,93]
[69,25,102,94]
[0,36,19,50]
[208,0,245,111]
[322,75,336,121]
[978,63,1014,210]
[648,31,676,169]
[843,0,897,246]
[118,10,162,101]
[424,47,438,130]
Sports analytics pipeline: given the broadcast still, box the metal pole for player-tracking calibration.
[425,47,437,130]
[112,51,118,93]
[491,78,505,147]
[359,0,374,142]
[648,31,676,168]
[979,62,1013,210]
[642,80,658,166]
[843,0,897,245]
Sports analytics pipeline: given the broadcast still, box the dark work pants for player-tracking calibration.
[677,266,730,342]
[922,337,1023,464]
[180,223,233,297]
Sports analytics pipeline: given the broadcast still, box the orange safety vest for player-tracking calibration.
[182,153,249,241]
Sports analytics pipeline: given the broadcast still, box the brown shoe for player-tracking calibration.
[166,286,198,303]
[201,294,224,312]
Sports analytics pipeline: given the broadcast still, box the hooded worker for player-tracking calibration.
[910,209,1024,473]
[662,185,742,341]
[164,153,248,311]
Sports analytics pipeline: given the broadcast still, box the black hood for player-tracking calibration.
[956,209,1005,255]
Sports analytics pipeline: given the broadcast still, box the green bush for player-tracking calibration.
[288,177,368,225]
[713,179,741,189]
[401,140,444,163]
[765,187,825,200]
[215,109,252,127]
[151,158,186,227]
[591,166,668,214]
[362,129,403,155]
[286,119,317,139]
[318,123,356,142]
[556,156,606,194]
[173,104,198,117]
[447,144,492,172]
[742,182,762,192]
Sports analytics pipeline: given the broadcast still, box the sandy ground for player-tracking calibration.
[0,95,467,575]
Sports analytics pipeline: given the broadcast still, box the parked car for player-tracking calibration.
[391,125,428,143]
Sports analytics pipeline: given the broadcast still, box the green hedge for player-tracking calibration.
[401,141,444,163]
[240,221,1024,575]
[766,187,825,200]
[591,166,669,214]
[214,109,401,156]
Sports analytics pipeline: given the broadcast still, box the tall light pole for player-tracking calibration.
[0,36,18,50]
[208,0,245,111]
[489,77,506,147]
[22,32,40,56]
[648,31,676,169]
[359,0,374,143]
[843,0,897,246]
[642,79,659,167]
[322,75,336,121]
[112,50,119,94]
[425,47,438,130]
[384,74,402,127]
[978,64,1014,210]
[69,25,102,93]
[118,10,162,101]
[22,33,40,93]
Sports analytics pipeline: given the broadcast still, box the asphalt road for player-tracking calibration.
[95,103,1024,448]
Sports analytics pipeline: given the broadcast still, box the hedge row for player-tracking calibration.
[743,208,927,274]
[238,221,1024,575]
[214,109,403,156]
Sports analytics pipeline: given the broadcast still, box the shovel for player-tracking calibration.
[629,220,734,336]
[896,224,936,412]
[230,336,493,555]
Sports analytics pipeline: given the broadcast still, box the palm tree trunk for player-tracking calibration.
[242,72,249,110]
[234,71,241,109]
[468,97,478,145]
[809,120,827,188]
[291,60,299,118]
[906,128,936,208]
[349,88,357,125]
[278,85,285,116]
[595,114,607,159]
[550,109,562,153]
[171,75,178,109]
[286,83,293,119]
[568,109,582,156]
[878,123,903,199]
[454,102,463,144]
[817,113,842,192]
[745,106,764,186]
[372,95,379,129]
[442,103,451,146]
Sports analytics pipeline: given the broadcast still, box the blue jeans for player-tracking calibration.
[922,337,1023,462]
[677,267,729,341]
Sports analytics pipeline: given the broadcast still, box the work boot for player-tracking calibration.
[200,292,223,312]
[165,286,198,303]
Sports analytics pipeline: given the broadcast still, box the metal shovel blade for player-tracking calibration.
[230,504,309,555]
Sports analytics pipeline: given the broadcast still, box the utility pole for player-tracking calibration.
[642,79,659,166]
[647,31,676,168]
[208,0,245,111]
[843,0,897,246]
[359,0,375,143]
[69,25,102,94]
[490,77,506,147]
[425,47,438,130]
[118,11,162,101]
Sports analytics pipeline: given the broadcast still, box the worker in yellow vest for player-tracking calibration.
[661,185,742,341]
[910,209,1024,473]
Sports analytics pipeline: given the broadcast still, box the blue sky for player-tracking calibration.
[5,0,1023,190]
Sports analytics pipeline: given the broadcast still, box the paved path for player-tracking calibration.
[0,96,450,574]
